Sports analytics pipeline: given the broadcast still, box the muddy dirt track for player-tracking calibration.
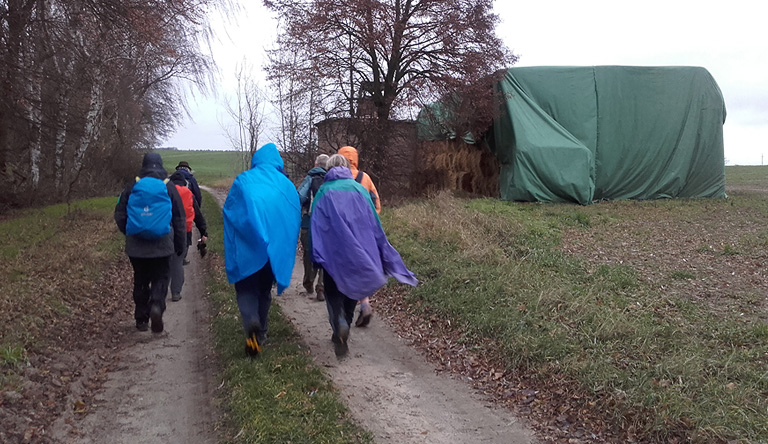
[38,186,536,444]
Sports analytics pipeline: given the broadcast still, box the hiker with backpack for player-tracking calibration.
[338,146,380,327]
[174,161,202,206]
[223,143,300,357]
[310,154,417,356]
[114,153,186,333]
[297,154,329,301]
[168,170,208,302]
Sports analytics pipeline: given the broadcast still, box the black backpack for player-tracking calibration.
[310,174,324,198]
[302,171,326,216]
[355,171,378,208]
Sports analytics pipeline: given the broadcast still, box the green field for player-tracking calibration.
[154,150,247,186]
[725,165,768,187]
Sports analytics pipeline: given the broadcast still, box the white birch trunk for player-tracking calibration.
[72,68,104,176]
[27,71,42,189]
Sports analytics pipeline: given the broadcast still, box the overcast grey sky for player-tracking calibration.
[164,0,767,165]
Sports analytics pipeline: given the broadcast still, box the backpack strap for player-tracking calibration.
[355,171,364,183]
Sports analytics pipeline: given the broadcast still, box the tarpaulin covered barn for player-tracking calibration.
[489,66,727,204]
[418,66,728,204]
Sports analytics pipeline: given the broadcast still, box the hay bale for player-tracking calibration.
[413,140,499,197]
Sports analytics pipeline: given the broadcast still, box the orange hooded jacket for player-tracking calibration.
[338,146,381,214]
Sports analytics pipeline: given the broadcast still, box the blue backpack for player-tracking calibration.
[126,177,172,239]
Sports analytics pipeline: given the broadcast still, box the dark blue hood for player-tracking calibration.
[139,153,167,179]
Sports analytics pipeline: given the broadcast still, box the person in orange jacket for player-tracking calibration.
[168,170,208,302]
[338,145,380,326]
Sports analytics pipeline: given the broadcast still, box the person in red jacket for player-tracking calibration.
[168,170,208,302]
[338,146,380,327]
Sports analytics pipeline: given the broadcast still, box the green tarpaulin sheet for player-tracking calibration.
[490,66,727,204]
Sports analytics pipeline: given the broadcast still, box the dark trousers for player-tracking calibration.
[300,228,323,293]
[234,262,274,338]
[323,271,357,336]
[129,256,171,324]
[169,239,189,295]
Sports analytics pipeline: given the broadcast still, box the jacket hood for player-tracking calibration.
[139,152,167,179]
[169,170,187,186]
[308,166,326,176]
[251,143,285,171]
[338,146,358,168]
[325,166,353,181]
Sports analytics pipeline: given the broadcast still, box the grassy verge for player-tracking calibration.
[0,197,125,378]
[383,193,768,444]
[200,191,372,444]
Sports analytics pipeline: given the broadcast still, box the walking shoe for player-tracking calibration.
[171,293,182,302]
[136,321,149,332]
[183,258,190,266]
[355,303,373,327]
[303,283,314,294]
[334,318,350,357]
[315,290,325,302]
[245,322,263,358]
[150,304,164,333]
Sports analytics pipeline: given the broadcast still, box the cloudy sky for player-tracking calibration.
[164,0,767,165]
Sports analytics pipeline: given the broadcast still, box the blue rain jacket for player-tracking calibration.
[223,143,300,292]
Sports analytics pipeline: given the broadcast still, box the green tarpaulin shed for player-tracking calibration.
[490,66,727,204]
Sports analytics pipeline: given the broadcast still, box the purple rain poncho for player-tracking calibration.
[310,166,417,300]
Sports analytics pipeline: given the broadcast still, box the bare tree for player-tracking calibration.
[223,62,266,171]
[263,0,516,128]
[267,48,328,177]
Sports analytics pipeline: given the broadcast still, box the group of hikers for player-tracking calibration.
[114,155,207,333]
[114,144,416,357]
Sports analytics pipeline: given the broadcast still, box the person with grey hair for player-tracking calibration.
[325,154,349,168]
[309,152,417,356]
[297,153,330,300]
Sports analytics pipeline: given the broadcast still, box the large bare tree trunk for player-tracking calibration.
[27,71,42,189]
[53,59,73,192]
[69,68,104,196]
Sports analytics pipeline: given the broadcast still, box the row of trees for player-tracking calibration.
[0,0,224,209]
[263,0,517,175]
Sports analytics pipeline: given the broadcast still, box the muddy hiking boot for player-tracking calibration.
[355,303,372,327]
[303,283,314,295]
[171,293,182,302]
[245,322,263,358]
[150,304,164,333]
[136,321,149,332]
[315,289,325,302]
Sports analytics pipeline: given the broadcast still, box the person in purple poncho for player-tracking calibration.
[310,154,418,357]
